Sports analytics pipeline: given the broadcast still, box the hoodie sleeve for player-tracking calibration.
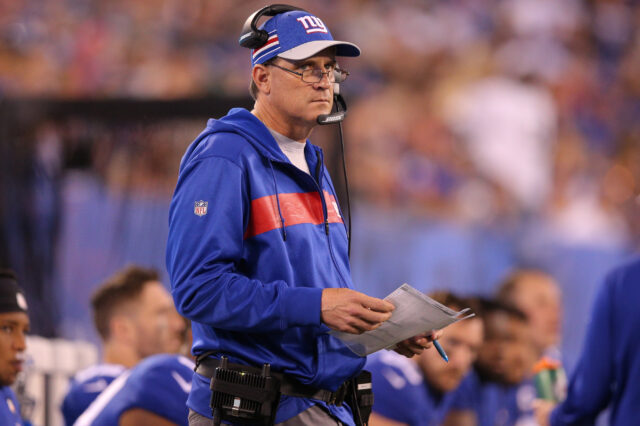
[166,153,322,332]
[550,272,615,425]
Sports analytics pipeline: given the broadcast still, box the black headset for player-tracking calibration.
[238,4,307,49]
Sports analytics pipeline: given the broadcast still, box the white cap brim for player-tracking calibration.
[278,40,361,61]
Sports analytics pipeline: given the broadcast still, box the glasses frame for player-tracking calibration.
[268,62,349,84]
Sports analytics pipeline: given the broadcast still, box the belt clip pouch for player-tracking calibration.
[209,357,281,426]
[347,370,374,426]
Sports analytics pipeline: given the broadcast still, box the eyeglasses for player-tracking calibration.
[268,63,349,84]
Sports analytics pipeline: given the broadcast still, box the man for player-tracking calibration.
[61,265,185,425]
[496,269,567,403]
[534,257,640,426]
[366,292,484,426]
[496,269,563,360]
[445,299,538,426]
[166,5,438,425]
[75,322,194,426]
[0,269,30,426]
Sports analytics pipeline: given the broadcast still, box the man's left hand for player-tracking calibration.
[393,329,443,358]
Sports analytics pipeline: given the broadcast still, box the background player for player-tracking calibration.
[74,321,193,426]
[61,265,185,425]
[0,269,30,426]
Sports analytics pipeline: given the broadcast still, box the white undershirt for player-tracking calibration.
[269,128,311,175]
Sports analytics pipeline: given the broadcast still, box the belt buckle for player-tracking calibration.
[331,382,348,406]
[329,393,337,405]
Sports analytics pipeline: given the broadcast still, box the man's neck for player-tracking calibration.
[251,104,311,143]
[102,341,140,369]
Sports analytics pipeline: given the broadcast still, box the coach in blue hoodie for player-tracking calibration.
[166,5,437,426]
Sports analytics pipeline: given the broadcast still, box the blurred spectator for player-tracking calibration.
[61,265,185,426]
[444,72,557,211]
[0,269,30,426]
[367,292,483,426]
[445,299,537,426]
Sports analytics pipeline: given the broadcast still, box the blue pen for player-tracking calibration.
[433,340,448,362]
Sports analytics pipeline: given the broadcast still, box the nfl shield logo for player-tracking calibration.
[194,200,208,216]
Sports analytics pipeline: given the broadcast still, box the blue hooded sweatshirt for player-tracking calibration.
[166,108,363,423]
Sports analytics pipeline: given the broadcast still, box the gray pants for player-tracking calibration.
[188,405,343,426]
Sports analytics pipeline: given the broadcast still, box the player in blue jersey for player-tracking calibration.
[534,257,640,426]
[61,266,186,425]
[367,292,484,426]
[74,352,195,426]
[75,320,194,426]
[0,269,30,426]
[445,299,538,426]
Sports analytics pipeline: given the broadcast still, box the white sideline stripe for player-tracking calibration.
[74,371,131,426]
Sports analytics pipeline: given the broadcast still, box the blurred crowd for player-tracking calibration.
[344,0,640,252]
[1,0,639,250]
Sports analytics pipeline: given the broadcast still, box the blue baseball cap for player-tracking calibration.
[251,10,361,67]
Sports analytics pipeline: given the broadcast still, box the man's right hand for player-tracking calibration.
[321,288,394,334]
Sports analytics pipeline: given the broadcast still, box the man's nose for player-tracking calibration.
[315,71,332,88]
[13,332,26,352]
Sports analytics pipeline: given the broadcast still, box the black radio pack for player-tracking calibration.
[209,357,281,425]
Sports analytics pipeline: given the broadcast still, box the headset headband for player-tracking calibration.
[239,4,307,49]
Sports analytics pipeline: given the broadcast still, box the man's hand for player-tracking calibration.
[532,399,555,426]
[321,288,394,334]
[393,329,443,358]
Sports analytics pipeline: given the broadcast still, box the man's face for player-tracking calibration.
[475,312,536,385]
[130,281,185,358]
[265,49,336,127]
[511,276,562,352]
[415,318,484,393]
[0,312,29,386]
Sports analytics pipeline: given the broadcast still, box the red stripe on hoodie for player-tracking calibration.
[244,191,342,239]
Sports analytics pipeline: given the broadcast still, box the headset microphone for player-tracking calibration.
[317,83,347,125]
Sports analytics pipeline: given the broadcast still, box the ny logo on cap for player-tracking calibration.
[296,16,328,34]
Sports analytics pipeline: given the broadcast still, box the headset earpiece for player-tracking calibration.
[239,9,269,48]
[239,4,307,49]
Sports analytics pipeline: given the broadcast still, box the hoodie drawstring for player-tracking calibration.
[268,160,287,241]
[315,150,330,236]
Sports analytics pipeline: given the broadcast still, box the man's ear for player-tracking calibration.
[252,65,271,96]
[110,314,135,344]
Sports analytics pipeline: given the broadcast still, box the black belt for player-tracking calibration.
[195,356,351,406]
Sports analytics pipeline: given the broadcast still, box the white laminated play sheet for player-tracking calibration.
[330,283,475,357]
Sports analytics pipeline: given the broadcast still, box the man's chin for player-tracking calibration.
[442,374,464,391]
[310,103,332,115]
[0,375,15,387]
